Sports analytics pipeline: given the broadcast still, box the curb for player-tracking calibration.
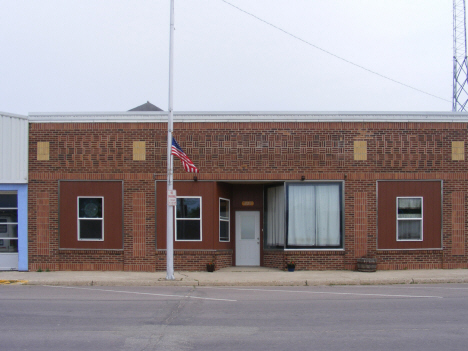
[6,278,467,287]
[0,280,28,285]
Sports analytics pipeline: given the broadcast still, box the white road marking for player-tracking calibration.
[373,285,468,291]
[198,287,443,299]
[43,285,237,302]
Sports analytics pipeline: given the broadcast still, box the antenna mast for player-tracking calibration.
[453,0,468,111]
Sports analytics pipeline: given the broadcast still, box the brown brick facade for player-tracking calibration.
[28,118,468,271]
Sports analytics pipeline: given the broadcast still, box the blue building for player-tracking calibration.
[0,112,28,271]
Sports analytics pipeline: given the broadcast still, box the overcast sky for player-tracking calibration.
[1,0,454,115]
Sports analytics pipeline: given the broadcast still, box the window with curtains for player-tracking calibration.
[287,183,342,248]
[265,185,285,248]
[264,182,343,249]
[397,197,422,241]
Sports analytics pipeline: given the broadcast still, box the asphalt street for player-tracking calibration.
[2,283,468,351]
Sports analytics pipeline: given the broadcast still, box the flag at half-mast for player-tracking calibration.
[171,138,199,173]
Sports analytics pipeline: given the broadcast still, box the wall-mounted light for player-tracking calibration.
[193,176,198,182]
[301,175,305,181]
[344,174,347,180]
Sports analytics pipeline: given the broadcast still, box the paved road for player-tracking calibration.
[2,284,468,350]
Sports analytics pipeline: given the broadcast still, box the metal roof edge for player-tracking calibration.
[27,111,468,123]
[0,111,28,120]
[29,110,466,115]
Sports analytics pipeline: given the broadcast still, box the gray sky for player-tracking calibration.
[1,0,453,115]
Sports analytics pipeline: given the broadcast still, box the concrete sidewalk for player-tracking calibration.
[2,267,468,286]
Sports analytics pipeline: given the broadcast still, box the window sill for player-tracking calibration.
[377,248,443,251]
[284,248,345,252]
[59,248,124,251]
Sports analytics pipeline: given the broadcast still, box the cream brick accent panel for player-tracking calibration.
[133,141,146,161]
[133,193,146,257]
[36,192,50,256]
[354,141,367,160]
[354,192,368,257]
[37,142,50,160]
[452,192,465,256]
[452,141,464,160]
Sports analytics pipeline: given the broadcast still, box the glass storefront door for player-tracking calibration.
[0,192,18,270]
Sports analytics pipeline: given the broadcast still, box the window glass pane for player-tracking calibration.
[79,220,103,240]
[220,199,229,219]
[398,220,421,240]
[0,209,18,223]
[79,198,102,218]
[398,198,422,218]
[176,220,201,240]
[220,221,229,241]
[0,194,17,207]
[241,215,256,239]
[315,185,341,246]
[177,198,200,218]
[288,185,316,245]
[265,186,285,247]
[219,199,229,242]
[287,183,341,247]
[0,224,18,238]
[0,239,18,252]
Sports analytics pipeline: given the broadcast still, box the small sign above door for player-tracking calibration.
[241,201,254,206]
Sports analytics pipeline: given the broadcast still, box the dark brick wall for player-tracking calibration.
[28,120,468,271]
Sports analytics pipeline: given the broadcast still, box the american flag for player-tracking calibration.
[171,138,199,173]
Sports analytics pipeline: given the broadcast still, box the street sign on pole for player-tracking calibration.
[168,189,177,207]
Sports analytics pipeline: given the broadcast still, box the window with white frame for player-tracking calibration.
[176,197,201,241]
[0,193,18,253]
[78,197,104,241]
[397,197,422,241]
[219,198,230,242]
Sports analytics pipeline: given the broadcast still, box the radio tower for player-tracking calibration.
[453,0,468,111]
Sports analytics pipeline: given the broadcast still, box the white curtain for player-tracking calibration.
[266,186,285,246]
[398,198,422,218]
[398,221,421,240]
[288,185,316,245]
[288,183,340,247]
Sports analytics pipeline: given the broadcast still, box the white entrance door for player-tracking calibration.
[235,211,260,266]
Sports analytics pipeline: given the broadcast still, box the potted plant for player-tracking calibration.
[206,261,215,272]
[286,260,296,272]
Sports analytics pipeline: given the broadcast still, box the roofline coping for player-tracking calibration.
[1,112,29,120]
[28,110,468,123]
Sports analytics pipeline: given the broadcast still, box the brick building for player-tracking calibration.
[27,111,468,271]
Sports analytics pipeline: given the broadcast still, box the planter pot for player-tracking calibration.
[287,265,295,272]
[206,264,215,272]
[356,258,377,272]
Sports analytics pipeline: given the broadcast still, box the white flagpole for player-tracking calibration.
[166,0,175,280]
